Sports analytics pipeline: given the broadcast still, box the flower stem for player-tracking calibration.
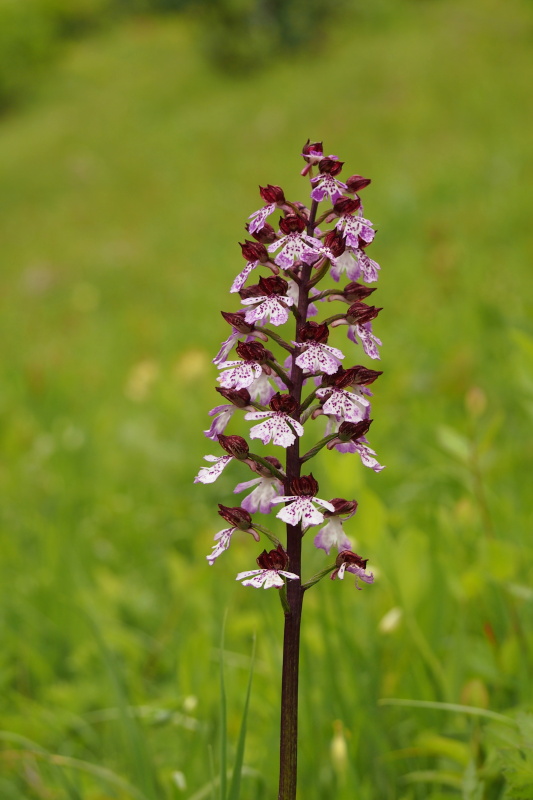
[266,360,294,390]
[255,326,295,354]
[278,199,319,800]
[300,433,338,464]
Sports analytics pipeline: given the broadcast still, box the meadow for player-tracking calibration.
[1,0,533,797]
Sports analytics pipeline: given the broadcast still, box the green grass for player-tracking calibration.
[1,0,533,797]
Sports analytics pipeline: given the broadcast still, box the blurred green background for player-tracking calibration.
[1,0,532,798]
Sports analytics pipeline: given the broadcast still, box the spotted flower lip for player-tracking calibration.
[310,161,347,203]
[267,218,322,270]
[271,494,335,530]
[242,295,294,327]
[330,248,381,284]
[194,454,234,485]
[313,516,352,555]
[236,543,299,589]
[248,186,288,235]
[313,497,359,554]
[293,341,345,375]
[241,278,294,326]
[217,359,263,390]
[236,567,299,589]
[347,320,382,360]
[245,408,304,448]
[207,523,260,565]
[204,402,240,440]
[194,434,251,484]
[234,473,283,514]
[315,385,369,422]
[335,213,375,249]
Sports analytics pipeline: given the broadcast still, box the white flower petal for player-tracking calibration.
[206,527,234,564]
[194,456,232,484]
[217,361,262,390]
[231,261,258,293]
[261,570,285,589]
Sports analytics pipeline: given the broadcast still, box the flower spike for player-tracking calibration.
[195,140,386,800]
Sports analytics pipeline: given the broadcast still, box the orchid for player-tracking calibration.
[194,141,385,800]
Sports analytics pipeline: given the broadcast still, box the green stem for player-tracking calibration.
[300,433,337,464]
[251,523,281,548]
[298,388,318,415]
[266,360,293,390]
[301,563,336,591]
[310,288,340,302]
[322,313,346,326]
[279,582,290,614]
[255,326,295,354]
[307,258,331,289]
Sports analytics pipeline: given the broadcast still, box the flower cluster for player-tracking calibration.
[195,140,383,593]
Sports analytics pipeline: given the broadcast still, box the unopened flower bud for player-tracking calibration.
[318,158,344,176]
[236,341,271,363]
[269,393,298,414]
[343,282,376,302]
[218,504,253,530]
[341,366,382,387]
[221,310,254,333]
[239,284,262,300]
[298,321,329,344]
[260,184,285,204]
[333,197,361,215]
[240,239,268,263]
[324,498,359,518]
[289,474,319,497]
[345,302,382,325]
[337,420,372,442]
[218,434,250,459]
[279,214,307,235]
[257,543,289,571]
[250,223,277,243]
[346,175,371,193]
[215,387,252,408]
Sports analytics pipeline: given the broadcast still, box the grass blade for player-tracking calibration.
[219,613,228,800]
[378,698,516,725]
[227,635,256,800]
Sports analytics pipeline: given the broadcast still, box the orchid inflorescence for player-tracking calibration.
[195,140,384,595]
